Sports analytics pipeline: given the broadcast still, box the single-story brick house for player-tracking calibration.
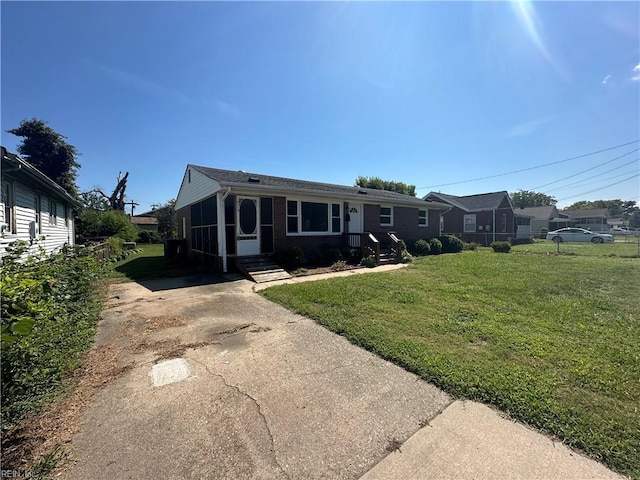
[423,191,516,245]
[175,165,449,272]
[1,146,81,258]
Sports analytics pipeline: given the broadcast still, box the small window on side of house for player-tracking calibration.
[380,206,393,226]
[418,209,428,227]
[464,214,476,233]
[49,199,57,226]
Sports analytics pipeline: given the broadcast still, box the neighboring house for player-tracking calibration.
[423,191,515,245]
[513,206,571,238]
[560,209,610,232]
[1,146,80,258]
[175,165,449,272]
[130,215,159,232]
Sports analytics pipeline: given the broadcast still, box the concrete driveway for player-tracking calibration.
[60,273,624,480]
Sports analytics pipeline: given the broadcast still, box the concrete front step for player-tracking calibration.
[235,256,292,283]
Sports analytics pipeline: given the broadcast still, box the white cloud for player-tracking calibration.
[632,63,640,81]
[505,117,552,138]
[601,74,612,85]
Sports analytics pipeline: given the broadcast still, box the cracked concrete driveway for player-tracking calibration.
[59,274,451,480]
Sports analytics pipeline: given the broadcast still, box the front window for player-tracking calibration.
[500,213,507,233]
[418,209,428,227]
[464,214,476,233]
[287,200,341,234]
[380,206,393,226]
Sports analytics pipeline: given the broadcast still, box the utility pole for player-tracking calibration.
[124,200,140,216]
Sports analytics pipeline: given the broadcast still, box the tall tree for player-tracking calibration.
[564,199,638,218]
[152,199,177,239]
[86,172,130,211]
[355,176,416,196]
[510,190,557,208]
[7,118,81,198]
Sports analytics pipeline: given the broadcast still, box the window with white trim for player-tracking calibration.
[380,206,393,226]
[463,214,476,233]
[2,181,15,234]
[286,199,341,234]
[49,199,57,226]
[418,209,428,227]
[34,194,42,232]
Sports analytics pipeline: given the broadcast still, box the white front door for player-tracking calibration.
[236,197,260,256]
[348,203,363,233]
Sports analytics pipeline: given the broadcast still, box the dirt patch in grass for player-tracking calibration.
[1,344,133,475]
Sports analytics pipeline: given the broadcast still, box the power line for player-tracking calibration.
[529,148,639,190]
[544,158,639,192]
[549,168,640,193]
[556,173,640,202]
[416,139,640,190]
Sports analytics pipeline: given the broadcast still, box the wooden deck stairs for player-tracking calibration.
[234,256,292,283]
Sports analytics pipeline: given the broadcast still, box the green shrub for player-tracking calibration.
[1,242,103,428]
[138,230,161,244]
[511,237,535,246]
[77,209,138,241]
[341,248,362,265]
[360,256,377,268]
[437,235,464,253]
[107,236,125,258]
[463,242,480,251]
[490,241,512,253]
[428,238,443,255]
[410,239,430,256]
[331,260,348,271]
[273,246,305,271]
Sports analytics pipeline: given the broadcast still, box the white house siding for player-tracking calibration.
[0,180,74,258]
[174,167,221,211]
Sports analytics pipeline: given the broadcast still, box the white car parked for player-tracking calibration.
[546,228,614,244]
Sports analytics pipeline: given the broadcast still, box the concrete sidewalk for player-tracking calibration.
[59,271,625,479]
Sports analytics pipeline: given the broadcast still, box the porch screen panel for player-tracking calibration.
[202,197,217,225]
[225,195,236,255]
[260,197,274,254]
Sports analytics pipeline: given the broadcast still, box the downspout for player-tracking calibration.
[217,186,231,272]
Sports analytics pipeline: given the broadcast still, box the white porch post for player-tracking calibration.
[217,191,227,272]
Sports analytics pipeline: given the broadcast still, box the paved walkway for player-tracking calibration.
[59,269,624,479]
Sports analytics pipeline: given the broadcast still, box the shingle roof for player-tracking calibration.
[515,206,557,219]
[561,209,610,219]
[424,191,511,212]
[130,216,158,225]
[190,165,449,208]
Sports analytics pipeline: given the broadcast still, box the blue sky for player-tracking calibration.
[2,1,639,213]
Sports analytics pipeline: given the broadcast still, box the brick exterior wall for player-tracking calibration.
[363,204,440,242]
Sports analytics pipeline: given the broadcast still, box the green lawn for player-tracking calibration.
[511,238,639,257]
[261,252,640,478]
[107,244,200,282]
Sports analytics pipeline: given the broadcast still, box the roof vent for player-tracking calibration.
[248,177,260,183]
[358,190,367,194]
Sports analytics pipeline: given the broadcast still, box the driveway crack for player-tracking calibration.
[189,358,291,480]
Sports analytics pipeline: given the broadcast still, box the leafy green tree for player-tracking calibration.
[7,118,81,198]
[564,200,638,219]
[510,190,557,208]
[76,210,138,241]
[80,190,110,211]
[152,199,177,239]
[355,176,416,196]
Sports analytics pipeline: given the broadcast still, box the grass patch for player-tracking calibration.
[261,251,640,478]
[107,244,201,282]
[511,238,639,258]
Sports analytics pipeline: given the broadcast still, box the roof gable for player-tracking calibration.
[560,209,610,219]
[424,191,512,212]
